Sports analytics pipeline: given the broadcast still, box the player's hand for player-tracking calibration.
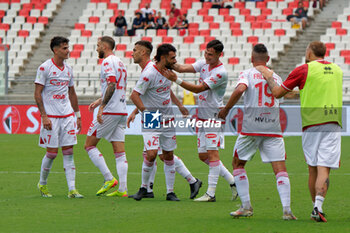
[76,117,82,133]
[97,107,104,124]
[89,99,101,112]
[178,106,189,118]
[42,115,52,130]
[255,65,274,80]
[218,107,229,120]
[127,112,136,128]
[162,68,177,82]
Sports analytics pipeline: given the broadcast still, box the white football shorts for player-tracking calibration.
[87,114,126,142]
[197,125,225,153]
[39,115,77,148]
[143,129,177,152]
[233,134,286,163]
[302,123,341,169]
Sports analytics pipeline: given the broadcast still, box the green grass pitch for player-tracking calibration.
[0,134,349,233]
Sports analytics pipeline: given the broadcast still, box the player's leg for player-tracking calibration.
[308,166,317,204]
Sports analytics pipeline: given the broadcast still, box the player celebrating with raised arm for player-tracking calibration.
[163,40,237,202]
[218,44,296,220]
[84,36,128,197]
[256,41,343,222]
[127,41,202,200]
[35,36,83,198]
[130,43,181,201]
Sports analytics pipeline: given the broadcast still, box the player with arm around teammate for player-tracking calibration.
[35,36,83,198]
[84,36,129,197]
[218,43,296,220]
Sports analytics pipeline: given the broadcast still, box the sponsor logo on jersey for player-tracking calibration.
[49,79,69,86]
[67,129,75,135]
[206,133,217,139]
[143,77,149,82]
[156,85,171,93]
[2,106,21,134]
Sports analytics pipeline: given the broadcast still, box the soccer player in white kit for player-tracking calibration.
[130,43,180,201]
[35,36,83,198]
[218,44,296,220]
[127,41,202,200]
[164,40,237,202]
[84,36,128,197]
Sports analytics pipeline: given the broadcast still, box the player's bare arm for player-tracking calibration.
[88,98,102,112]
[97,82,115,124]
[218,84,247,120]
[255,66,288,98]
[163,69,209,94]
[170,90,189,117]
[34,83,52,130]
[127,107,139,128]
[130,90,146,112]
[172,63,196,73]
[68,86,81,132]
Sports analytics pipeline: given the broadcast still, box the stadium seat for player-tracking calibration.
[70,51,81,58]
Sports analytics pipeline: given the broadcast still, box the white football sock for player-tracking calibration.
[142,158,154,189]
[148,160,157,193]
[219,161,235,185]
[315,195,325,213]
[276,171,291,212]
[174,155,196,184]
[115,152,128,193]
[62,148,76,191]
[164,159,175,194]
[207,160,220,197]
[233,168,251,209]
[39,152,57,185]
[86,146,113,181]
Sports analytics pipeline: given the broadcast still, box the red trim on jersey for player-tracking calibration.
[197,117,225,124]
[302,121,340,131]
[102,112,128,115]
[51,58,65,71]
[240,132,283,138]
[47,112,74,118]
[142,60,152,72]
[153,64,161,74]
[208,63,223,72]
[107,76,116,83]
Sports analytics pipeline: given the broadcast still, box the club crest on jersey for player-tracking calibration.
[103,62,109,66]
[40,67,45,71]
[143,110,162,129]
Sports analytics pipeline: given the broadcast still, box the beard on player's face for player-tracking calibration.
[98,50,104,59]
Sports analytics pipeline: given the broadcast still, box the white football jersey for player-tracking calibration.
[134,61,174,120]
[237,67,283,136]
[35,58,74,117]
[192,59,227,120]
[100,55,127,115]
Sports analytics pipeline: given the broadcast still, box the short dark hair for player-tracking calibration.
[100,36,115,50]
[154,43,176,62]
[206,40,224,53]
[253,43,268,54]
[135,40,153,54]
[252,43,269,62]
[308,41,326,58]
[50,36,69,52]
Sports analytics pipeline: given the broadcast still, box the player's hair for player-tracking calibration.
[252,43,269,62]
[100,36,115,50]
[135,40,153,55]
[50,36,69,52]
[154,43,176,62]
[308,41,326,58]
[206,40,224,53]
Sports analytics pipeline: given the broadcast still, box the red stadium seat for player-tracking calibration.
[181,1,192,9]
[198,9,208,16]
[240,9,251,16]
[348,16,350,21]
[200,43,208,51]
[228,57,240,65]
[125,51,133,58]
[205,36,215,43]
[256,15,267,21]
[340,50,350,57]
[81,30,92,37]
[234,2,245,9]
[107,3,118,9]
[0,10,6,18]
[288,1,298,8]
[75,23,85,30]
[116,44,127,51]
[162,36,173,43]
[230,22,241,30]
[188,23,199,30]
[203,16,214,22]
[157,29,167,36]
[251,22,262,29]
[261,8,272,15]
[183,36,194,44]
[203,2,212,9]
[245,16,256,22]
[70,51,81,58]
[219,8,229,16]
[0,23,10,31]
[22,3,33,10]
[73,44,84,51]
[256,2,267,8]
[209,22,220,29]
[262,22,272,29]
[325,43,335,50]
[232,29,243,36]
[282,8,293,15]
[336,28,347,36]
[224,15,235,22]
[188,29,199,36]
[247,36,259,44]
[184,58,196,64]
[199,29,210,36]
[325,50,330,57]
[18,30,29,37]
[344,57,350,64]
[274,29,286,36]
[89,16,100,24]
[34,3,45,10]
[38,16,49,25]
[141,37,152,42]
[18,9,30,17]
[26,16,37,24]
[332,21,342,29]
